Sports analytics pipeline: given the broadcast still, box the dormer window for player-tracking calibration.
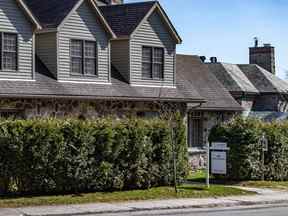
[0,33,18,71]
[142,46,164,80]
[70,39,97,76]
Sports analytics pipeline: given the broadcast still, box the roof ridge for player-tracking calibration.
[99,1,157,7]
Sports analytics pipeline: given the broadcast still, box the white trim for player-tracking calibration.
[16,0,42,29]
[58,80,112,85]
[130,2,182,44]
[130,84,176,89]
[0,79,36,82]
[57,0,116,38]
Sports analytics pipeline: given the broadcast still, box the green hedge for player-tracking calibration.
[209,117,288,181]
[0,116,188,195]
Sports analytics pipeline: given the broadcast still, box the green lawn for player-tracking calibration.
[187,170,207,182]
[0,185,253,208]
[239,181,288,190]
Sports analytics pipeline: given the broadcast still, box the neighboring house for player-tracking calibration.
[207,43,288,121]
[176,54,242,168]
[0,0,204,120]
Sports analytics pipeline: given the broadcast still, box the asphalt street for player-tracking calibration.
[82,205,288,216]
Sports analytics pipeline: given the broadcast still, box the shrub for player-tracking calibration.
[209,117,288,181]
[0,116,187,195]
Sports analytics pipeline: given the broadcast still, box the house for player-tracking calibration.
[0,0,206,120]
[176,54,242,168]
[207,42,288,121]
[1,0,286,170]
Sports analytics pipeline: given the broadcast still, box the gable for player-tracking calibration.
[133,10,175,48]
[131,4,181,44]
[0,0,34,32]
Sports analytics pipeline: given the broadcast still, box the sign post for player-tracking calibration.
[206,141,210,188]
[259,133,268,181]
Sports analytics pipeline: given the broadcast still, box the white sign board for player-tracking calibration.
[211,151,227,175]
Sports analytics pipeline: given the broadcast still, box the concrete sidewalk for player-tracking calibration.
[1,187,288,216]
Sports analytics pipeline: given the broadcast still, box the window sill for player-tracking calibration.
[70,73,98,78]
[141,78,164,81]
[188,147,207,154]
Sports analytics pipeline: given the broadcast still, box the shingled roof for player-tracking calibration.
[207,63,259,95]
[23,0,80,28]
[0,56,204,103]
[207,62,288,95]
[99,1,156,38]
[239,64,288,94]
[99,1,182,42]
[177,55,242,111]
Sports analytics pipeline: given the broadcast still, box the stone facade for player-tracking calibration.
[188,110,236,170]
[253,94,288,112]
[0,98,187,119]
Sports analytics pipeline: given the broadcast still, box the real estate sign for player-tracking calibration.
[210,142,229,175]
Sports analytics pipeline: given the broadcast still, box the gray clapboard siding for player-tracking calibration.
[58,0,110,83]
[0,0,33,80]
[111,39,130,82]
[36,32,57,78]
[130,10,176,87]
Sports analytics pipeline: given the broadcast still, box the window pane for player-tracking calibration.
[153,48,163,79]
[71,57,82,74]
[85,59,96,75]
[153,63,163,79]
[71,40,82,57]
[142,62,152,79]
[142,47,152,79]
[153,48,163,63]
[3,52,16,70]
[142,47,152,62]
[3,34,17,52]
[85,41,96,57]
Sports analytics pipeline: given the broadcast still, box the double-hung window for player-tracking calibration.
[142,46,164,80]
[0,33,18,71]
[70,40,97,76]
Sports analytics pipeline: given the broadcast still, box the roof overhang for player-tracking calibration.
[0,93,205,103]
[15,0,42,30]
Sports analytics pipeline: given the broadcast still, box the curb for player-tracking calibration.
[21,199,288,216]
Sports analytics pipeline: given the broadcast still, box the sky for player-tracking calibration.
[126,0,288,79]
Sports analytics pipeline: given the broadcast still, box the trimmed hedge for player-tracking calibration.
[209,117,288,181]
[0,116,188,195]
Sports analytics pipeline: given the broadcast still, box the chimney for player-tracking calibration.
[249,39,276,74]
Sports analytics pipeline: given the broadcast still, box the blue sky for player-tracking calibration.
[126,0,288,79]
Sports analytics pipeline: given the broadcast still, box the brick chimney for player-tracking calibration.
[249,39,276,74]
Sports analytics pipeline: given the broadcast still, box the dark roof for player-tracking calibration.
[176,55,242,111]
[0,57,204,103]
[239,64,288,94]
[24,0,80,28]
[99,1,156,38]
[207,63,259,94]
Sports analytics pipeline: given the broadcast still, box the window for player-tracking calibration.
[188,112,204,148]
[0,33,18,71]
[142,46,164,80]
[70,40,97,75]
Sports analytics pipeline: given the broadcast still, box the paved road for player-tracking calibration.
[83,205,288,216]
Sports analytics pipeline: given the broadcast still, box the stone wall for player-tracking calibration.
[0,98,187,119]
